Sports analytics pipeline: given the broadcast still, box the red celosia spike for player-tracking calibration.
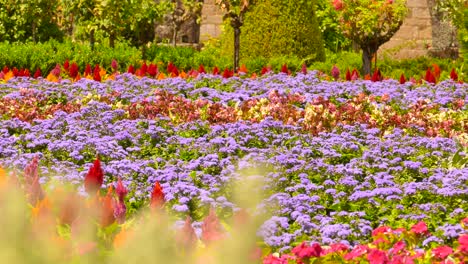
[2,66,8,74]
[33,68,41,79]
[148,63,158,78]
[222,68,232,78]
[301,63,308,75]
[12,67,19,77]
[84,64,92,76]
[140,62,148,76]
[167,62,175,73]
[69,62,79,79]
[425,68,436,84]
[84,158,104,194]
[198,64,206,74]
[127,65,135,74]
[23,69,30,77]
[345,69,351,81]
[281,64,288,74]
[115,177,127,202]
[64,60,70,72]
[450,68,458,81]
[176,216,198,251]
[93,65,101,82]
[150,181,165,208]
[201,207,224,245]
[171,66,179,77]
[331,65,340,80]
[399,73,406,84]
[351,69,360,80]
[371,68,380,82]
[29,176,45,205]
[261,66,269,75]
[111,59,118,72]
[212,66,220,75]
[18,69,25,77]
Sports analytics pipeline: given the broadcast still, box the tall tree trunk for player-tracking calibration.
[361,45,378,76]
[234,27,241,72]
[90,29,95,51]
[172,24,178,47]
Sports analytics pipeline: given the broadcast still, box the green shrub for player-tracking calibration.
[221,0,325,63]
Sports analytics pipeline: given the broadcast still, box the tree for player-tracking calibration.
[60,0,101,49]
[335,0,407,75]
[215,0,249,71]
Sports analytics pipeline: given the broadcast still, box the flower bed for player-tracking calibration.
[0,71,467,263]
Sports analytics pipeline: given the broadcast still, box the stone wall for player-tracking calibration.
[199,0,224,42]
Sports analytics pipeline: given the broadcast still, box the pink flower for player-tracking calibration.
[391,240,406,254]
[458,234,468,253]
[332,0,343,11]
[201,207,225,245]
[432,245,453,260]
[367,248,389,264]
[263,254,289,264]
[344,245,369,260]
[292,242,322,259]
[331,65,340,80]
[410,221,429,235]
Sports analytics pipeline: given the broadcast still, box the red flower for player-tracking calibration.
[263,254,290,264]
[261,66,270,75]
[148,63,158,77]
[201,207,225,245]
[326,243,349,254]
[292,242,322,259]
[33,68,41,78]
[410,221,429,236]
[450,68,458,81]
[127,65,135,74]
[93,65,101,82]
[280,64,289,75]
[332,0,343,10]
[345,69,351,81]
[222,67,233,78]
[70,62,79,79]
[176,216,198,251]
[213,66,220,75]
[351,68,360,80]
[399,74,406,84]
[167,62,175,73]
[331,65,340,80]
[84,158,104,194]
[63,60,70,73]
[2,66,8,74]
[391,240,406,254]
[367,248,388,264]
[150,181,165,208]
[84,64,92,76]
[198,64,206,74]
[432,245,453,260]
[115,177,127,202]
[301,63,308,75]
[111,59,118,72]
[140,62,148,77]
[371,68,383,82]
[425,68,436,84]
[432,64,441,79]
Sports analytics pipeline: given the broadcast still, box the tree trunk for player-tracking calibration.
[234,27,241,72]
[172,24,179,47]
[361,45,378,76]
[90,29,95,51]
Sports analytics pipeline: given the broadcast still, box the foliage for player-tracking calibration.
[0,0,63,42]
[225,0,325,63]
[335,0,407,74]
[315,0,352,52]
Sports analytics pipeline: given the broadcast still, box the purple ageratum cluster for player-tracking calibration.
[0,72,467,250]
[0,100,466,248]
